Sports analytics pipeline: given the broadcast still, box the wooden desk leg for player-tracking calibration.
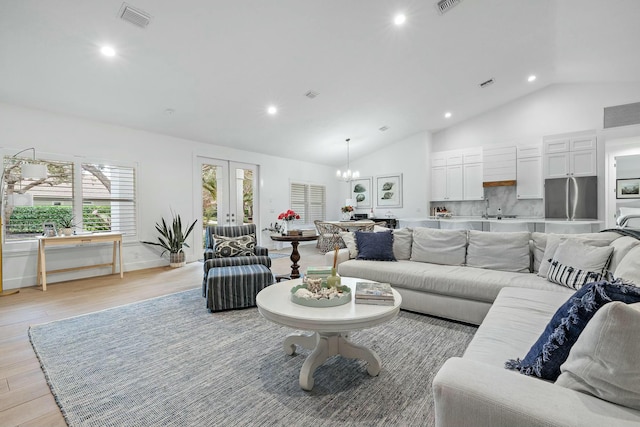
[119,239,123,278]
[289,241,302,279]
[39,240,47,291]
[112,241,117,275]
[36,241,41,287]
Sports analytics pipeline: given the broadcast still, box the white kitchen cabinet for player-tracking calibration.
[446,164,463,201]
[483,146,516,183]
[517,156,543,199]
[543,132,597,178]
[463,163,484,200]
[431,149,481,201]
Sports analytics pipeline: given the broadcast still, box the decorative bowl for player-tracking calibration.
[290,284,352,307]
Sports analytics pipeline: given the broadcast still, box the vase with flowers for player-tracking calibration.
[340,205,354,221]
[277,209,301,235]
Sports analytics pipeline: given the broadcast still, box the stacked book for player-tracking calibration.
[301,229,317,237]
[305,266,333,282]
[355,282,395,305]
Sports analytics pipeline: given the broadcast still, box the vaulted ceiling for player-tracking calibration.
[1,0,639,166]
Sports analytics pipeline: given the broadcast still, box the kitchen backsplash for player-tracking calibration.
[430,186,544,217]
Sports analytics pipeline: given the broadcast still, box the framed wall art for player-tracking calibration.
[375,174,403,208]
[616,178,640,199]
[351,177,372,209]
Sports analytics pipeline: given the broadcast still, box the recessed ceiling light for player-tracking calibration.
[444,112,452,119]
[394,14,406,26]
[527,75,537,82]
[100,46,116,57]
[267,105,277,115]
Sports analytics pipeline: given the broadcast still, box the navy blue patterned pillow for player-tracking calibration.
[355,230,396,261]
[505,280,640,381]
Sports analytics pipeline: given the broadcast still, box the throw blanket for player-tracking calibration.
[601,228,640,241]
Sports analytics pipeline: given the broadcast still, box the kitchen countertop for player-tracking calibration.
[400,216,603,224]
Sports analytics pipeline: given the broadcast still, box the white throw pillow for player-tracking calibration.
[537,236,611,278]
[466,230,530,273]
[552,239,613,274]
[340,231,358,259]
[410,227,467,266]
[614,245,640,285]
[556,302,640,411]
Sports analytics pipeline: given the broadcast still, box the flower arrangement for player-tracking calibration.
[340,205,354,214]
[278,209,300,222]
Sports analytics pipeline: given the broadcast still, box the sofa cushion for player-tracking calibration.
[466,230,530,273]
[355,230,396,261]
[614,245,640,285]
[391,228,413,260]
[505,280,640,381]
[214,234,256,257]
[410,228,466,266]
[340,231,358,259]
[556,301,640,411]
[537,235,613,278]
[532,232,620,274]
[608,236,640,273]
[338,259,572,304]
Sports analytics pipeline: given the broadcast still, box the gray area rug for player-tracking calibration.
[29,289,477,427]
[268,252,289,259]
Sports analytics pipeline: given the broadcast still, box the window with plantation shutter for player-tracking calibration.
[81,163,136,236]
[289,182,325,223]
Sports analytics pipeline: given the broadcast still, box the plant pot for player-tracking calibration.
[169,252,186,268]
[61,227,73,236]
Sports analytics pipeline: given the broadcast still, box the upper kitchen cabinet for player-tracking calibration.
[430,148,483,201]
[516,145,543,199]
[543,131,597,178]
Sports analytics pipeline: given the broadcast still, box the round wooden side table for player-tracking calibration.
[269,234,318,279]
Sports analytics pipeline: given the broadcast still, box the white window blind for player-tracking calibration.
[81,163,136,236]
[289,182,325,223]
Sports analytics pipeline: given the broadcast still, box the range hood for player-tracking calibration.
[482,180,516,187]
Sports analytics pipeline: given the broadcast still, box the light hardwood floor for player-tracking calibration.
[0,244,325,427]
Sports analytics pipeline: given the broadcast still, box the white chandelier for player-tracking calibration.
[336,138,360,181]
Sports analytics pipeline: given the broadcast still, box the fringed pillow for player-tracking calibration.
[505,279,640,381]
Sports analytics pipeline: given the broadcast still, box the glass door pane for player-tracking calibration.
[230,162,256,225]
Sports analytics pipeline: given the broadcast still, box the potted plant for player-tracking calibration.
[142,213,197,268]
[57,213,76,236]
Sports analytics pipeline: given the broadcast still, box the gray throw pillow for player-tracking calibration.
[538,236,611,278]
[410,227,467,266]
[392,228,413,261]
[466,230,530,273]
[552,239,613,275]
[613,245,640,285]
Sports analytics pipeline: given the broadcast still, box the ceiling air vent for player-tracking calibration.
[436,0,462,15]
[604,101,640,128]
[479,78,495,88]
[118,3,151,28]
[304,90,319,99]
[379,126,389,132]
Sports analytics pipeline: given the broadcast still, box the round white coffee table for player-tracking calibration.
[256,277,402,391]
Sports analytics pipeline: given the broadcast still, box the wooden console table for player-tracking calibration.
[37,232,123,291]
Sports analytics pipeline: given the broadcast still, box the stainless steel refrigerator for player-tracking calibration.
[544,176,598,220]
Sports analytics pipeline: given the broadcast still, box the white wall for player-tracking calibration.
[0,102,340,289]
[432,82,640,222]
[345,131,432,219]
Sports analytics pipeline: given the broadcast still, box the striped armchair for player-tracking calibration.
[202,224,271,294]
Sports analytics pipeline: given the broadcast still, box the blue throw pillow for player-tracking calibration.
[355,230,396,261]
[505,279,640,381]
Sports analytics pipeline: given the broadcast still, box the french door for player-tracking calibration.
[195,157,258,247]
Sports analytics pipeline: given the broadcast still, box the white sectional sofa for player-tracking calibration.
[325,227,640,426]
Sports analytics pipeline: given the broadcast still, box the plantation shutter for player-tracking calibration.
[308,184,325,222]
[81,163,137,236]
[290,182,307,222]
[289,182,325,223]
